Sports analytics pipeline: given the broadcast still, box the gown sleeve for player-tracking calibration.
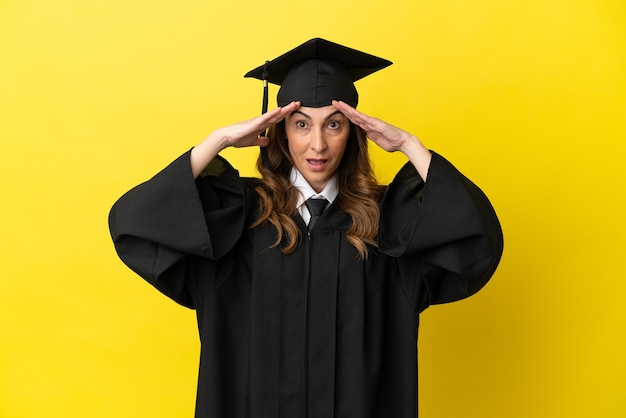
[377,151,504,313]
[108,150,251,308]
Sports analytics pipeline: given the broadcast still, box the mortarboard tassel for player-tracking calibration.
[260,60,271,170]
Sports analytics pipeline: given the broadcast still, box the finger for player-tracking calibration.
[332,100,371,120]
[261,101,300,127]
[282,100,301,112]
[250,108,286,135]
[275,101,300,121]
[333,100,376,129]
[332,100,359,120]
[332,100,362,126]
[246,102,299,139]
[257,106,285,124]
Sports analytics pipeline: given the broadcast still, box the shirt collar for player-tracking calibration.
[290,167,339,210]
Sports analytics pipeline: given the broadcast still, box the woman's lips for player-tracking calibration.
[306,159,328,170]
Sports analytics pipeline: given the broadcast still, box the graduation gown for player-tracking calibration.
[108,150,503,418]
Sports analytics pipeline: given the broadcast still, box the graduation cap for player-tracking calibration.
[245,38,392,109]
[245,38,392,169]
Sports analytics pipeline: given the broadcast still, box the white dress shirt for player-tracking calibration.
[290,167,338,226]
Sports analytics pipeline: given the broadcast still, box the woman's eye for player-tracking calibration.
[296,121,307,129]
[328,121,340,129]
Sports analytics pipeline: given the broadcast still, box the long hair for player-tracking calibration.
[252,120,383,259]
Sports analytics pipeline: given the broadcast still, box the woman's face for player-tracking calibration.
[285,105,350,193]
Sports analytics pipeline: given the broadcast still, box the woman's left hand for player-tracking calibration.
[332,100,413,153]
[332,100,432,181]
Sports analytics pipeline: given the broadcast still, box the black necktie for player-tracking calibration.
[305,197,328,230]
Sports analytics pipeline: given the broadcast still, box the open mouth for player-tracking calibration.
[306,159,328,169]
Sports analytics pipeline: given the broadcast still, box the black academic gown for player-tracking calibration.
[109,150,503,418]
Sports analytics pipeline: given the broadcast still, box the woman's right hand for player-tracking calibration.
[191,101,300,178]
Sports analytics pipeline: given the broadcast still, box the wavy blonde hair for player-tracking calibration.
[252,120,382,259]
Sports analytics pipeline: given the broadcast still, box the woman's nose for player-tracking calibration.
[310,128,327,152]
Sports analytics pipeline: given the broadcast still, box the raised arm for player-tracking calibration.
[191,101,300,177]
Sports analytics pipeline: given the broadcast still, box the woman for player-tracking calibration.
[109,38,503,418]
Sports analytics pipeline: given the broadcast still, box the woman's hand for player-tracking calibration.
[332,100,410,153]
[215,101,300,150]
[191,101,300,178]
[332,100,432,181]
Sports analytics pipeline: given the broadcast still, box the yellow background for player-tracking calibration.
[1,0,624,417]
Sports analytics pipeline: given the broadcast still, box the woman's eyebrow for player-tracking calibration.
[292,110,311,119]
[324,110,343,121]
